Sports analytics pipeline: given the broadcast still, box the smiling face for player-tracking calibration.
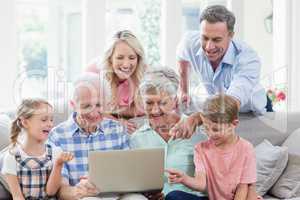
[200,20,233,68]
[72,83,103,128]
[110,41,138,81]
[22,103,54,143]
[143,90,177,130]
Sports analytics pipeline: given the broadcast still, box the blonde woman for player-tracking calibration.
[86,30,147,132]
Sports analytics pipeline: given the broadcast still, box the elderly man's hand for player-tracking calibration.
[74,176,100,199]
[169,113,201,139]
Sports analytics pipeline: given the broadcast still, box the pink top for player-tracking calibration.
[194,137,256,200]
[86,62,134,107]
[117,79,134,106]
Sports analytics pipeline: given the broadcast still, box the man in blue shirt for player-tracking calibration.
[173,5,272,139]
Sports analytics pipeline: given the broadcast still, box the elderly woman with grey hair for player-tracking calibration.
[130,68,207,199]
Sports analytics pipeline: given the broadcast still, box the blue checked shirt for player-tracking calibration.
[47,113,129,186]
[177,31,267,114]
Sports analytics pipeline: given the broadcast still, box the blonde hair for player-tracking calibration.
[202,94,238,124]
[102,30,146,108]
[10,98,52,146]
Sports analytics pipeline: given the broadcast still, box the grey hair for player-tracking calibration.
[72,72,112,104]
[200,5,235,32]
[139,67,179,99]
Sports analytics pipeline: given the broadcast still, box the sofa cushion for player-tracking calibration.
[255,139,288,196]
[268,128,300,199]
[282,128,300,156]
[0,173,11,199]
[270,154,300,198]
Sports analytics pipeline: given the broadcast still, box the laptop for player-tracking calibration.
[88,148,165,193]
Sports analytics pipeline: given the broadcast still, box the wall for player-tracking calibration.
[243,0,273,79]
[0,0,17,110]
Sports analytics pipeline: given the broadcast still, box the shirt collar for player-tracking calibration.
[136,118,185,143]
[221,41,235,66]
[196,40,235,66]
[138,121,153,132]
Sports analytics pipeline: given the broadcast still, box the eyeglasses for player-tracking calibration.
[115,30,136,39]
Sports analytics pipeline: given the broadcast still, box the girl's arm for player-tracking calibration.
[4,174,25,200]
[234,183,249,200]
[166,169,206,192]
[46,152,73,196]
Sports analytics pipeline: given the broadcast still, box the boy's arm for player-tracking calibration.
[166,169,206,192]
[246,184,260,200]
[4,174,25,200]
[182,171,207,192]
[239,145,257,200]
[234,183,249,200]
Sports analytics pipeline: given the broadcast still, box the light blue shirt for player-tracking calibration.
[177,31,267,114]
[130,120,207,196]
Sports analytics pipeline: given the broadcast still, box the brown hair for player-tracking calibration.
[200,5,236,33]
[202,94,238,123]
[10,98,52,146]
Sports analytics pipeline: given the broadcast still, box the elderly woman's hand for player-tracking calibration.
[169,113,201,139]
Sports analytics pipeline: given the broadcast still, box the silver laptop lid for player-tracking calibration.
[88,148,164,193]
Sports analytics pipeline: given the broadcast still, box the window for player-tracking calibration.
[106,0,161,66]
[16,0,48,99]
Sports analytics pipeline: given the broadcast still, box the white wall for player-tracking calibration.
[242,0,273,79]
[0,0,17,109]
[285,0,300,111]
[161,0,182,68]
[202,0,273,80]
[82,0,106,68]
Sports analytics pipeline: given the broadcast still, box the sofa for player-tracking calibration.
[1,106,300,200]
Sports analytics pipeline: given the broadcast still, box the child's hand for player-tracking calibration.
[165,169,186,184]
[55,152,73,166]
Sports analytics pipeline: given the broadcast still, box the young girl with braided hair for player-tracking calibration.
[1,98,73,200]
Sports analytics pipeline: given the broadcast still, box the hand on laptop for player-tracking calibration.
[75,176,100,198]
